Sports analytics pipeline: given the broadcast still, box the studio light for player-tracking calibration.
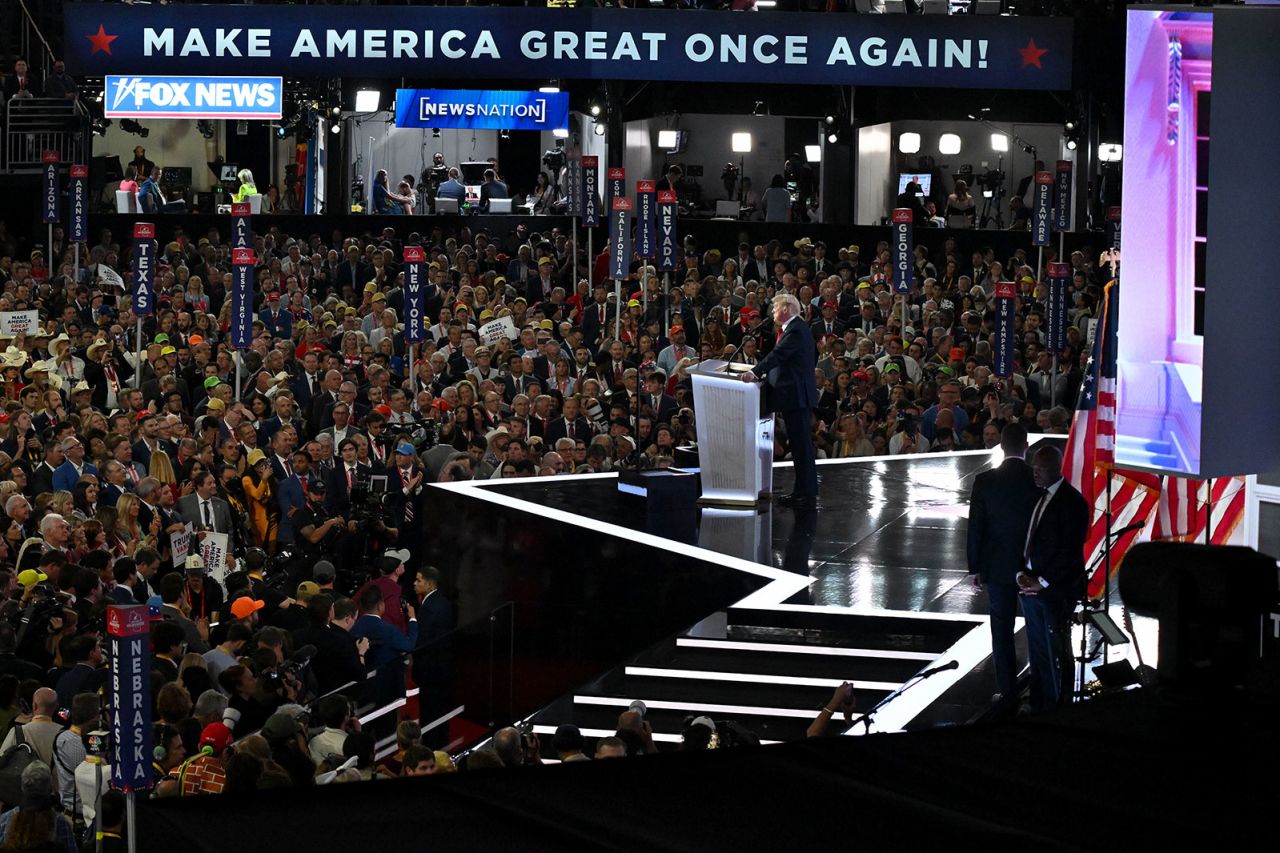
[500,129,511,140]
[752,101,766,117]
[898,132,921,154]
[432,128,441,139]
[553,127,569,139]
[539,82,561,93]
[824,114,836,126]
[330,106,341,117]
[1098,143,1123,162]
[990,133,1009,152]
[589,99,603,117]
[330,122,341,135]
[90,117,111,137]
[354,89,381,112]
[938,133,962,155]
[119,118,149,138]
[731,132,753,154]
[804,144,821,163]
[826,129,840,144]
[593,121,606,137]
[657,129,679,148]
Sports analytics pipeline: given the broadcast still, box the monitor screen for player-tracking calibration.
[897,173,932,196]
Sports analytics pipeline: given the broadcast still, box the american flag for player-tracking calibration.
[1153,475,1248,544]
[1062,281,1161,599]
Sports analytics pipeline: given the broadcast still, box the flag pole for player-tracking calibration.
[1204,477,1213,545]
[1102,468,1112,668]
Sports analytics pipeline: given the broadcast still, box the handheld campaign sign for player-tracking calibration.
[992,281,1018,378]
[636,180,656,259]
[231,201,253,250]
[41,151,60,224]
[1053,160,1073,232]
[403,246,428,343]
[1046,262,1069,355]
[610,197,633,281]
[581,156,600,228]
[107,604,153,791]
[1032,170,1053,247]
[230,248,256,349]
[131,222,156,316]
[891,208,913,294]
[69,165,88,241]
[656,190,678,273]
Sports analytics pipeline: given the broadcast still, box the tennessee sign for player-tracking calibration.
[66,6,1072,90]
[104,74,282,119]
[394,88,568,131]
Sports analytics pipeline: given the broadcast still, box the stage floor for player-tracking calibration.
[433,447,1064,745]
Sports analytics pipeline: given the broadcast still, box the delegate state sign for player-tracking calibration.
[104,74,282,119]
[395,89,569,131]
[66,5,1072,90]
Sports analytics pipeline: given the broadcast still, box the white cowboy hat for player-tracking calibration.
[46,372,64,392]
[48,334,71,359]
[87,339,110,359]
[0,347,28,369]
[23,358,55,378]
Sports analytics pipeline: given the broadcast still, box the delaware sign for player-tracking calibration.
[395,89,569,131]
[104,74,282,119]
[66,5,1072,89]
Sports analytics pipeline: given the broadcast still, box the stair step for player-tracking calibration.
[726,607,974,654]
[657,641,931,684]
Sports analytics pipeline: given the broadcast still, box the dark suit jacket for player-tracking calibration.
[544,416,592,446]
[335,261,372,292]
[413,591,454,683]
[965,457,1041,585]
[26,461,58,497]
[501,374,535,404]
[1025,480,1090,601]
[276,473,307,544]
[325,462,373,517]
[293,623,365,696]
[351,613,418,703]
[751,316,817,414]
[309,390,339,434]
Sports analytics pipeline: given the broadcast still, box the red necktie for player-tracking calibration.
[299,476,307,493]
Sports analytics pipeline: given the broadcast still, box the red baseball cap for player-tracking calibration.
[199,722,234,753]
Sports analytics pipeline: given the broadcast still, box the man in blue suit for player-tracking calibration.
[258,292,293,340]
[742,293,818,506]
[434,168,466,208]
[276,450,311,547]
[966,423,1042,704]
[52,436,98,492]
[351,585,418,708]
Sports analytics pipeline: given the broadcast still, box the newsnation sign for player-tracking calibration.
[394,89,570,131]
[66,4,1072,89]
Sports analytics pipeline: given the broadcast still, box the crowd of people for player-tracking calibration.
[0,204,1112,844]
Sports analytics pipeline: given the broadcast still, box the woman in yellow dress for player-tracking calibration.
[241,449,279,551]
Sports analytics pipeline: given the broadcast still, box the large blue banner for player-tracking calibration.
[104,75,282,119]
[107,605,153,791]
[403,246,428,344]
[41,151,59,225]
[65,5,1072,90]
[395,88,568,131]
[69,165,88,242]
[657,190,678,273]
[131,223,155,317]
[891,208,912,294]
[636,180,656,260]
[230,248,255,349]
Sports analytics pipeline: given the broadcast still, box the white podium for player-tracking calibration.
[689,360,774,505]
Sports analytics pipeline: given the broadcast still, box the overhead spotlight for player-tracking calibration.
[898,132,921,154]
[432,128,441,139]
[539,82,561,94]
[119,118,149,138]
[966,107,991,121]
[500,129,511,140]
[752,101,766,117]
[588,97,603,117]
[90,117,111,137]
[196,120,215,140]
[1066,138,1078,151]
[330,106,341,117]
[657,129,678,148]
[553,127,569,139]
[826,129,840,145]
[593,121,606,137]
[354,89,381,112]
[1065,120,1076,132]
[275,124,288,140]
[330,122,341,135]
[1098,142,1123,162]
[731,132,752,154]
[990,133,1009,152]
[824,114,836,126]
[804,144,821,163]
[938,133,962,155]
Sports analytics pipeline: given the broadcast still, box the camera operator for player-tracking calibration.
[293,479,347,563]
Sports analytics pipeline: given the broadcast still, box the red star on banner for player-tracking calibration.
[1018,38,1048,69]
[87,24,118,56]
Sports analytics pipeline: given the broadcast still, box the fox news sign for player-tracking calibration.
[104,75,283,119]
[394,88,569,131]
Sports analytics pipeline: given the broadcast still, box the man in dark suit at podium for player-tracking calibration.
[965,423,1041,704]
[1019,444,1089,710]
[741,293,817,507]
